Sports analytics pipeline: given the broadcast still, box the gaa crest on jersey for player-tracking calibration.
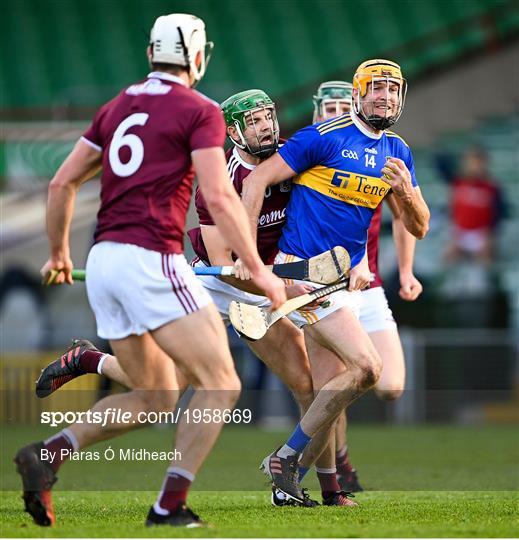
[341,149,359,160]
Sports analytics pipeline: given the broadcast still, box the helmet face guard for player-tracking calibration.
[353,60,407,130]
[233,106,280,158]
[313,81,353,123]
[221,90,280,158]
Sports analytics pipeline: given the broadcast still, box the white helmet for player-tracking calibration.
[149,13,214,85]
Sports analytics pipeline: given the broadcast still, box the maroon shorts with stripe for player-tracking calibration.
[85,241,212,340]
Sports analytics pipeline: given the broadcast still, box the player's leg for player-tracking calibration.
[361,287,405,401]
[17,304,236,528]
[334,410,363,492]
[151,303,240,472]
[73,333,182,444]
[36,341,133,397]
[300,334,357,506]
[36,345,189,395]
[336,287,403,491]
[335,329,404,493]
[97,353,134,388]
[147,302,241,523]
[194,264,315,407]
[334,327,404,495]
[16,244,207,527]
[14,332,180,527]
[257,258,374,503]
[96,250,240,525]
[246,318,314,412]
[262,305,381,503]
[248,318,325,507]
[299,309,382,435]
[203,271,354,505]
[199,270,316,413]
[371,328,405,400]
[202,270,320,507]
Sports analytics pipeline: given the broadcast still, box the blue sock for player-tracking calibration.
[286,423,311,453]
[298,466,310,482]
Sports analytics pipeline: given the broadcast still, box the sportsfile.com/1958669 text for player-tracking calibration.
[40,408,253,427]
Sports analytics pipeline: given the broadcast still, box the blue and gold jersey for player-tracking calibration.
[278,113,418,267]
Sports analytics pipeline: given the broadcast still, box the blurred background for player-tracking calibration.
[1,0,518,444]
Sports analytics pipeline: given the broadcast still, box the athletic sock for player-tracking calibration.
[96,354,109,375]
[336,445,353,475]
[276,424,311,458]
[154,467,194,514]
[298,466,310,482]
[43,428,79,472]
[78,349,106,374]
[316,467,340,499]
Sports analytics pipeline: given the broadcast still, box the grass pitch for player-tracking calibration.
[1,424,518,537]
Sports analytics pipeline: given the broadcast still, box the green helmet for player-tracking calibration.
[313,81,353,123]
[221,89,280,158]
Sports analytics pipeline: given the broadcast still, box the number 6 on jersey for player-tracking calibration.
[109,113,149,177]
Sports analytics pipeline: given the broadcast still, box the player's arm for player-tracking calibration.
[386,196,423,301]
[241,153,296,243]
[200,225,316,300]
[348,247,371,291]
[41,139,102,284]
[382,157,430,239]
[200,224,267,295]
[193,147,286,308]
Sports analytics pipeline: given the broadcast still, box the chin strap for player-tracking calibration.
[358,112,396,131]
[177,26,189,67]
[177,26,197,87]
[251,144,278,159]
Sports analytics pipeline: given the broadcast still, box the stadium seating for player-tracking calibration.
[1,0,517,113]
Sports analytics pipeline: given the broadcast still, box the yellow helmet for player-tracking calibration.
[352,59,407,130]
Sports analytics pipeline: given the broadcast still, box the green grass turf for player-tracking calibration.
[2,490,518,538]
[1,424,518,537]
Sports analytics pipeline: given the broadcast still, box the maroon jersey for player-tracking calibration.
[82,72,225,254]
[367,204,383,287]
[188,145,291,265]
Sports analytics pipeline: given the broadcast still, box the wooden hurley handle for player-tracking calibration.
[269,278,350,319]
[230,278,351,341]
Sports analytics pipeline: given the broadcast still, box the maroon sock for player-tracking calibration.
[317,469,340,499]
[156,468,194,513]
[77,349,104,374]
[336,447,353,475]
[43,430,76,473]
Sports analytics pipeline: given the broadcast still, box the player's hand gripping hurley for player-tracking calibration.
[42,269,86,285]
[42,246,350,286]
[229,277,351,341]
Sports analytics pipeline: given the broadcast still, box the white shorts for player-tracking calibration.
[192,260,270,326]
[274,250,360,327]
[359,286,397,333]
[86,242,212,340]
